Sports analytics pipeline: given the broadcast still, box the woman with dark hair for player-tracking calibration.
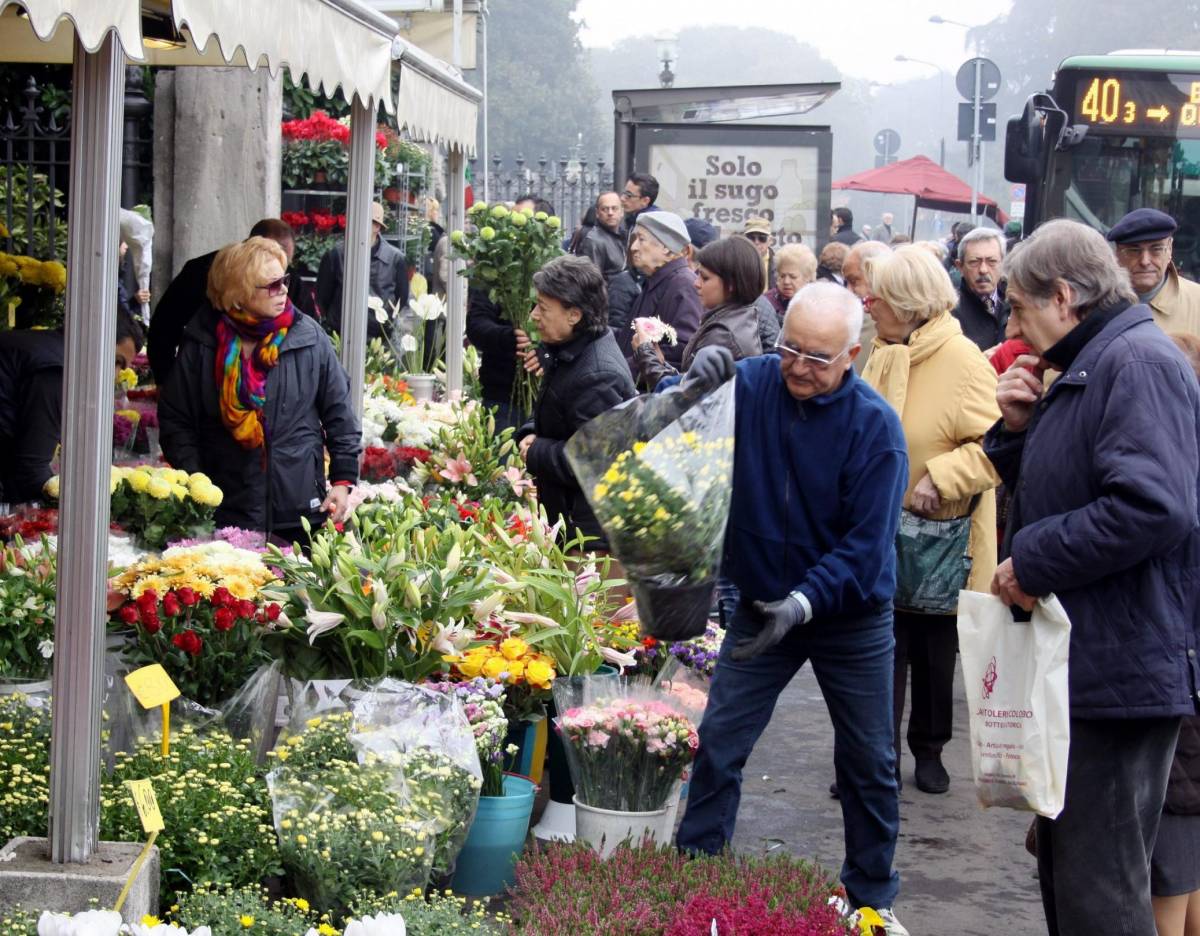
[160,236,360,542]
[631,235,763,391]
[516,255,636,546]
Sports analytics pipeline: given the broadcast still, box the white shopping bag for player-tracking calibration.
[956,590,1071,818]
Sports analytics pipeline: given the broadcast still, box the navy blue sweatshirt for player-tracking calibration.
[722,355,908,618]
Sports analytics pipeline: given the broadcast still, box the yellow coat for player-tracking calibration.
[863,311,1002,595]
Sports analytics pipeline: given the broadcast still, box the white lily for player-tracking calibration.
[600,645,638,671]
[304,608,345,644]
[430,618,470,654]
[472,591,506,622]
[400,334,418,353]
[371,578,390,631]
[503,610,560,629]
[343,914,406,936]
[367,295,388,325]
[35,910,123,936]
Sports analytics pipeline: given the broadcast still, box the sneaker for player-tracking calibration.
[877,908,910,935]
[844,906,910,936]
[914,756,950,794]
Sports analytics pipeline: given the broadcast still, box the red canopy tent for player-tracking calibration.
[832,155,1008,232]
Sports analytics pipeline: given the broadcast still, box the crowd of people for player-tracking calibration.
[474,177,1200,936]
[0,154,1196,935]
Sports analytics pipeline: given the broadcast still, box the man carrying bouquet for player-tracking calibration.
[674,282,910,936]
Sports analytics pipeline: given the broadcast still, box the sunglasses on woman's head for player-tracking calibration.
[256,274,291,297]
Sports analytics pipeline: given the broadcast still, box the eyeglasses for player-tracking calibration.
[745,233,769,243]
[620,189,642,200]
[256,274,291,297]
[964,257,1002,269]
[774,340,850,368]
[1116,243,1171,260]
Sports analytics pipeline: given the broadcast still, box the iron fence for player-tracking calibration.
[2,71,153,262]
[471,153,616,240]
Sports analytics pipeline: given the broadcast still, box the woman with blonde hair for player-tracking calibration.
[861,244,1000,795]
[160,236,360,543]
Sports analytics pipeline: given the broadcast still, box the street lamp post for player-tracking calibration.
[895,54,946,167]
[655,35,678,89]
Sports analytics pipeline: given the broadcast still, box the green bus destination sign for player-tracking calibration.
[1071,71,1200,138]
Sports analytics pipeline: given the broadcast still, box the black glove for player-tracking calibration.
[731,596,809,661]
[680,345,735,399]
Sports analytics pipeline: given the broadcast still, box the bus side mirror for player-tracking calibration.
[1005,99,1042,184]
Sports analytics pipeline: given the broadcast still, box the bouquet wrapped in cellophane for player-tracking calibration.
[552,676,699,812]
[566,380,735,641]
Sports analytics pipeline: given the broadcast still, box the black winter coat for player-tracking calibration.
[985,305,1200,718]
[0,330,64,503]
[159,308,361,535]
[518,329,636,546]
[953,281,1010,351]
[317,238,409,339]
[465,288,517,405]
[1166,716,1200,815]
[607,271,641,357]
[148,250,217,386]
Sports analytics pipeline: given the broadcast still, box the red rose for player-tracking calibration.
[162,592,181,617]
[136,588,158,610]
[142,614,161,635]
[211,586,232,608]
[265,603,282,622]
[172,630,202,655]
[118,603,140,625]
[236,599,256,620]
[213,608,235,632]
[177,587,198,607]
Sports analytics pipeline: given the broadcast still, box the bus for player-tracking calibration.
[1005,51,1200,279]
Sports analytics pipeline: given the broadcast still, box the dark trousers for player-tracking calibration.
[893,610,958,763]
[676,601,900,909]
[1036,716,1181,936]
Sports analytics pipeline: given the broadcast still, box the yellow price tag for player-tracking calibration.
[124,779,165,833]
[123,664,180,709]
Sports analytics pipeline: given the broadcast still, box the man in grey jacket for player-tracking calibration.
[317,201,409,339]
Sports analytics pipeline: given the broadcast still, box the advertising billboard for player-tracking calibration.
[634,124,833,247]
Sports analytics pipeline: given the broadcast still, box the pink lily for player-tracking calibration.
[504,465,535,497]
[441,454,477,486]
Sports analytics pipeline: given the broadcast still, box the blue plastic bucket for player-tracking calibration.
[451,774,536,896]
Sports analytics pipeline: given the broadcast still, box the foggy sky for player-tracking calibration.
[574,0,1014,83]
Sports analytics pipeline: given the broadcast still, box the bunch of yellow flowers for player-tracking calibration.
[114,466,224,507]
[0,252,66,292]
[443,636,556,690]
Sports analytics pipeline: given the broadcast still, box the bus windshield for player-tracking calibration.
[1047,134,1200,280]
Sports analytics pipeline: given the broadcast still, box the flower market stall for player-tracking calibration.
[0,0,476,890]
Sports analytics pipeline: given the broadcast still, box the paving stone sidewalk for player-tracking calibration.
[729,663,1047,935]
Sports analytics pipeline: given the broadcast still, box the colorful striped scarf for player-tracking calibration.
[214,301,295,450]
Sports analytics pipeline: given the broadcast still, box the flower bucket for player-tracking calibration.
[573,795,671,859]
[504,717,547,785]
[407,373,436,402]
[451,774,536,896]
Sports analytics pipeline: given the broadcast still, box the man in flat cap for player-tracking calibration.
[741,216,777,293]
[625,210,703,383]
[1108,208,1200,335]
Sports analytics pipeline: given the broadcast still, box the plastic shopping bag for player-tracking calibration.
[566,380,736,641]
[956,590,1071,818]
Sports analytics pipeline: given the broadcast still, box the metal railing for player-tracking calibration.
[471,153,615,240]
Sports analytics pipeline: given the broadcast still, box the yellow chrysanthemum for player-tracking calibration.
[127,470,151,493]
[147,477,172,500]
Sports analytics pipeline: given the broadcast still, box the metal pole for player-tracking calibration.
[480,9,489,202]
[445,147,466,396]
[970,59,982,222]
[49,32,125,864]
[341,95,374,419]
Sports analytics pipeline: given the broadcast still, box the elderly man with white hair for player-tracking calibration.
[673,283,911,936]
[953,226,1009,350]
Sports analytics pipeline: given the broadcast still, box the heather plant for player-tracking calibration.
[510,841,850,936]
